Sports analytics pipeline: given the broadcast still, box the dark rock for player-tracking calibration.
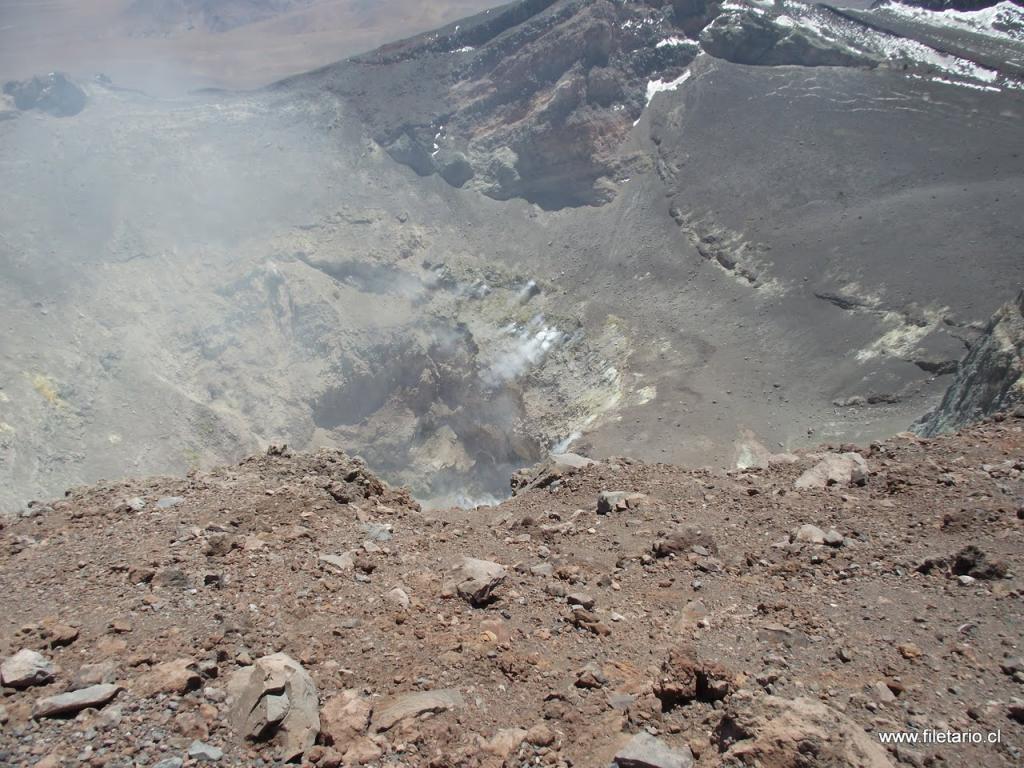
[653,527,718,557]
[916,291,1024,435]
[3,73,86,117]
[700,11,879,68]
[952,545,1008,580]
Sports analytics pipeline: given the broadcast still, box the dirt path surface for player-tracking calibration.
[2,412,1023,767]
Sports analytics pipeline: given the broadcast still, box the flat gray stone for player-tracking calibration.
[156,496,185,509]
[33,683,121,718]
[188,740,223,762]
[362,522,393,542]
[613,732,694,768]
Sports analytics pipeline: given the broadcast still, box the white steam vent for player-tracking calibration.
[483,316,563,385]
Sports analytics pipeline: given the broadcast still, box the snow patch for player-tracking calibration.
[877,0,1024,43]
[645,70,692,105]
[656,36,698,49]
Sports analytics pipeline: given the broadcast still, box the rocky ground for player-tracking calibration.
[2,411,1023,767]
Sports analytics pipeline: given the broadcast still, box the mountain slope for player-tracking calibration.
[1,0,1022,513]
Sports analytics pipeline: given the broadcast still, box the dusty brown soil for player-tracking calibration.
[1,414,1023,767]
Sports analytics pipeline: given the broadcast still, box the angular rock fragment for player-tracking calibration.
[792,524,825,545]
[187,740,224,762]
[653,527,718,557]
[321,689,372,750]
[714,691,895,767]
[133,658,201,697]
[452,557,506,607]
[318,552,355,573]
[613,731,694,768]
[794,453,868,489]
[483,727,528,758]
[952,545,1007,580]
[597,491,646,515]
[511,453,597,493]
[1,649,55,688]
[655,643,733,709]
[228,653,320,762]
[71,661,118,691]
[33,684,121,718]
[384,586,410,610]
[371,688,464,733]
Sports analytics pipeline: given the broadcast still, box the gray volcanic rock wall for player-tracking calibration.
[301,0,1024,210]
[915,291,1024,435]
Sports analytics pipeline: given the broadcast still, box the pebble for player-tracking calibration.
[187,740,223,762]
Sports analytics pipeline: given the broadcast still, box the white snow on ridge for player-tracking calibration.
[645,70,692,105]
[930,75,1001,92]
[656,36,698,49]
[877,1,1024,43]
[774,1,1004,88]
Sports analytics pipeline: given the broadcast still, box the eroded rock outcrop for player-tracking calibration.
[3,73,86,117]
[714,692,896,767]
[915,291,1024,435]
[700,11,879,67]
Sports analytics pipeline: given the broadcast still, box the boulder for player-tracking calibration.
[511,453,597,493]
[228,653,320,762]
[437,150,475,187]
[371,689,464,733]
[483,727,528,758]
[652,527,718,557]
[321,689,372,750]
[654,643,734,708]
[1,649,55,688]
[187,741,223,762]
[384,587,410,610]
[70,661,118,691]
[597,491,646,515]
[132,658,201,697]
[613,731,694,768]
[39,618,79,648]
[792,524,825,545]
[952,545,1008,580]
[713,691,895,767]
[318,552,355,573]
[452,557,506,607]
[33,684,121,718]
[794,452,868,489]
